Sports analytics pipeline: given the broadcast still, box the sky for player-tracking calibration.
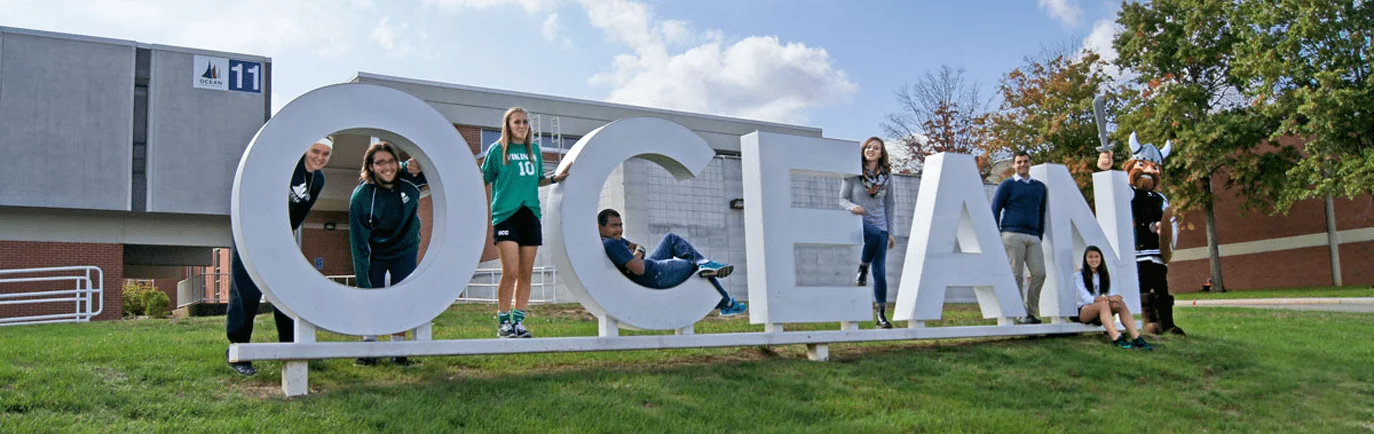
[0,0,1127,142]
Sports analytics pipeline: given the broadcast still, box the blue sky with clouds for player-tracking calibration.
[0,0,1126,141]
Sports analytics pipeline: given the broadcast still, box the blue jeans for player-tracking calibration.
[861,222,889,304]
[368,251,418,288]
[631,233,733,309]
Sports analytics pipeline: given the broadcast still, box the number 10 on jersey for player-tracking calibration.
[517,161,536,176]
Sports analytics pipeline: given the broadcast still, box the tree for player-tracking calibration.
[1113,0,1296,292]
[1235,0,1374,211]
[883,65,993,176]
[984,50,1119,192]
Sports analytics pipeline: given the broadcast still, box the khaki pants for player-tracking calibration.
[1002,232,1046,317]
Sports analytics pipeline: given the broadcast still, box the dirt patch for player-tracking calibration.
[534,305,597,322]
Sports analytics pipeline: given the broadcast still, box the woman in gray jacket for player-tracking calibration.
[840,137,897,328]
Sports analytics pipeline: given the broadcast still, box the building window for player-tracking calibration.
[480,129,577,155]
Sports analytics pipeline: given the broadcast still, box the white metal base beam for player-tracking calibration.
[230,322,1110,362]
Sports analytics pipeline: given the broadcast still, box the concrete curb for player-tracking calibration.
[1178,297,1374,307]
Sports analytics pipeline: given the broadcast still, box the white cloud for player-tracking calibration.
[421,0,559,14]
[1081,19,1122,63]
[1081,18,1132,84]
[658,19,691,45]
[1039,0,1082,27]
[0,0,374,58]
[542,13,563,41]
[579,0,855,124]
[581,0,658,49]
[371,17,401,50]
[368,16,434,59]
[382,0,857,123]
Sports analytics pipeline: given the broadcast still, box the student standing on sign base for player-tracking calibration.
[991,151,1049,325]
[840,137,898,329]
[483,107,571,339]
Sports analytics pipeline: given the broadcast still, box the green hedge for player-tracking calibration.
[121,281,170,318]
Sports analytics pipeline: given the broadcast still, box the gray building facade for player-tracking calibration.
[0,26,270,278]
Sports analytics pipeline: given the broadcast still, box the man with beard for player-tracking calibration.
[1098,133,1185,336]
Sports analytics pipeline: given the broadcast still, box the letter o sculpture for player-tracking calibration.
[546,117,723,330]
[231,83,487,336]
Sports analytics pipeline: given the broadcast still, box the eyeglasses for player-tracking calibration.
[511,120,529,125]
[372,158,398,166]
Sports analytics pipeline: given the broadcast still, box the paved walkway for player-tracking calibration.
[1178,297,1374,313]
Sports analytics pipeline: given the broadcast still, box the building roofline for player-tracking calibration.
[0,26,271,62]
[142,43,271,63]
[350,72,823,134]
[0,25,138,47]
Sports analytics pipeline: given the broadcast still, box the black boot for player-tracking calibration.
[875,303,893,329]
[1157,294,1185,336]
[855,264,869,286]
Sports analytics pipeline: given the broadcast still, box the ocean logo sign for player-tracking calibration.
[201,63,219,79]
[193,55,228,90]
[193,55,262,93]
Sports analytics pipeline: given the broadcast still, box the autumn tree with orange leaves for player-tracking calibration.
[982,51,1119,194]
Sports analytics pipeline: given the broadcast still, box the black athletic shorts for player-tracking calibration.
[493,206,543,246]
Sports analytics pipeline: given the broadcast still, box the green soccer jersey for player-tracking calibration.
[481,141,545,226]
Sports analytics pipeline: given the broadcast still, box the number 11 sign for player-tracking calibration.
[228,59,262,94]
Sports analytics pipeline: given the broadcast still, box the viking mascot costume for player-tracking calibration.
[1098,132,1186,336]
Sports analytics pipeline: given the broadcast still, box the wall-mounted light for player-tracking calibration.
[729,198,744,210]
[323,222,337,231]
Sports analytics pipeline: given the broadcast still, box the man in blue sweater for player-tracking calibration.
[990,151,1048,324]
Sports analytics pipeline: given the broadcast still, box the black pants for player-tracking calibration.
[225,245,294,344]
[1137,261,1169,296]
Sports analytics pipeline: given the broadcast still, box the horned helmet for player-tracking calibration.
[1124,132,1171,192]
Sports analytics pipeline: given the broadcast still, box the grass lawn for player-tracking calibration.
[1175,284,1374,300]
[2,304,1371,433]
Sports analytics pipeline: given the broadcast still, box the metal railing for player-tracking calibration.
[177,272,231,308]
[325,275,356,287]
[462,266,559,304]
[0,266,104,326]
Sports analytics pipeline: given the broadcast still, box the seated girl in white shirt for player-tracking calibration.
[1075,246,1152,350]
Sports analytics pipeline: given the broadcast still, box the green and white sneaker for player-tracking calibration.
[513,321,533,338]
[498,320,516,338]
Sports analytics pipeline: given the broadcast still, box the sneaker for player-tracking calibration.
[1113,336,1135,349]
[697,261,732,278]
[1015,316,1042,325]
[1132,337,1154,351]
[512,321,533,338]
[355,357,379,366]
[228,361,257,376]
[498,321,516,338]
[226,349,257,376]
[855,265,868,287]
[875,319,893,329]
[719,300,748,316]
[392,357,417,366]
